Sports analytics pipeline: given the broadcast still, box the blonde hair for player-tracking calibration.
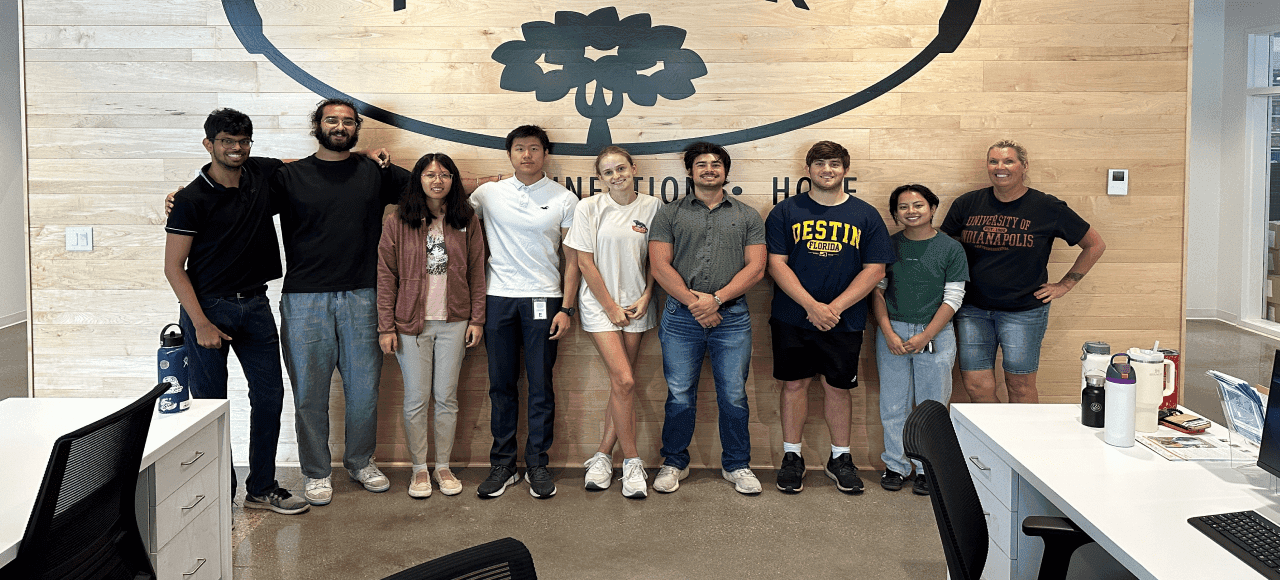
[594,145,635,177]
[988,139,1028,166]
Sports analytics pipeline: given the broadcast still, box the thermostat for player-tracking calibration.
[1106,169,1128,196]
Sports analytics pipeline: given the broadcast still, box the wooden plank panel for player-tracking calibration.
[24,62,258,92]
[976,24,1187,47]
[984,61,1187,92]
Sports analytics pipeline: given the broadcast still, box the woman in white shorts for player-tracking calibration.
[564,145,662,498]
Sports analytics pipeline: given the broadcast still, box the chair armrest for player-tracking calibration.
[1022,516,1094,580]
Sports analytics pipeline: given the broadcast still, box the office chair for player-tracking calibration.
[903,400,1135,580]
[382,537,537,580]
[1,382,168,580]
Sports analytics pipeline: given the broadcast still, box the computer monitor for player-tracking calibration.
[1255,350,1280,479]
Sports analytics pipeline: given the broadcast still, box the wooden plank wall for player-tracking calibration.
[21,0,1189,471]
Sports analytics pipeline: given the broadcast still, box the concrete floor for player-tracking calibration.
[230,466,945,579]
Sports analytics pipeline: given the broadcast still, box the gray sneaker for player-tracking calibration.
[349,461,391,493]
[584,452,613,490]
[653,465,689,493]
[244,487,310,515]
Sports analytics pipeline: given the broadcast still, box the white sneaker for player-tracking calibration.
[621,459,648,499]
[583,452,613,490]
[722,468,762,494]
[304,476,332,506]
[349,461,391,493]
[653,465,689,493]
[408,468,433,498]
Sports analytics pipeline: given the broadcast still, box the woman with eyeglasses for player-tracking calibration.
[566,145,662,498]
[377,153,487,498]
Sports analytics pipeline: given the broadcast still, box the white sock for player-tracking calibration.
[831,445,850,459]
[624,457,642,468]
[783,442,802,454]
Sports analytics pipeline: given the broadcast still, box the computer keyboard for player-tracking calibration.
[1190,510,1280,579]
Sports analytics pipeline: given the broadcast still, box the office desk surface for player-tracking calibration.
[952,403,1277,580]
[0,397,229,567]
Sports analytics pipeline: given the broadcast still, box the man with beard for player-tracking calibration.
[164,108,309,514]
[271,98,410,506]
[649,141,767,495]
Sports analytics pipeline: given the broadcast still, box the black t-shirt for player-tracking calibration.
[271,155,409,293]
[940,187,1090,312]
[165,156,285,298]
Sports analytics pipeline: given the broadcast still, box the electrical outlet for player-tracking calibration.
[65,227,93,252]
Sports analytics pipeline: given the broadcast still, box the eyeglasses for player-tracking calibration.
[217,138,253,148]
[423,172,453,181]
[321,117,358,128]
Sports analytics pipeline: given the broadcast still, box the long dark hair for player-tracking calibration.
[398,153,474,231]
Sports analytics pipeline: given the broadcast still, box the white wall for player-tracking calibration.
[1187,0,1280,322]
[0,0,27,328]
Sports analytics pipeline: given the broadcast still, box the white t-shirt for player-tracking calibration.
[470,175,578,297]
[564,193,662,333]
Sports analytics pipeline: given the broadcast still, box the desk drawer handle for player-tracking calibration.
[181,451,205,466]
[181,495,205,511]
[182,558,205,577]
[968,456,991,471]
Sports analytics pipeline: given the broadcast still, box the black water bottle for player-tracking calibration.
[1081,374,1105,428]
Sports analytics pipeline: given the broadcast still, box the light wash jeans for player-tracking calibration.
[280,288,382,479]
[658,296,753,471]
[877,320,957,476]
[396,320,468,468]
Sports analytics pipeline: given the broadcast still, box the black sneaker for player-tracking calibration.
[824,453,864,494]
[913,473,931,496]
[476,465,517,498]
[776,451,806,493]
[880,469,905,491]
[525,465,557,499]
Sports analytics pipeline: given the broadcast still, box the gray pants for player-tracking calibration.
[396,321,468,467]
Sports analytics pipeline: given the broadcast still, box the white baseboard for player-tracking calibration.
[1185,309,1221,319]
[0,312,26,329]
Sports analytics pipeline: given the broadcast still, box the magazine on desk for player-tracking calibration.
[1137,434,1234,461]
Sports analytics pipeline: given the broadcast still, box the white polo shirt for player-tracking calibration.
[469,175,578,297]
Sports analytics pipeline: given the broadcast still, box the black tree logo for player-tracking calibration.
[492,7,708,146]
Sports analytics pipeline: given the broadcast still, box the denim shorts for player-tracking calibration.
[954,303,1050,374]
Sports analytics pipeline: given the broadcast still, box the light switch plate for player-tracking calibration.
[65,226,93,252]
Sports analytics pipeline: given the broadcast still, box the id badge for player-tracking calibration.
[533,298,548,320]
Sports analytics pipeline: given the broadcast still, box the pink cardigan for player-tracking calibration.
[376,211,486,335]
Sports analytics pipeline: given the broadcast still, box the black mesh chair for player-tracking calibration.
[1,383,168,580]
[903,400,1135,580]
[383,537,537,580]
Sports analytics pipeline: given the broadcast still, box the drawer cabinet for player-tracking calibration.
[135,419,227,579]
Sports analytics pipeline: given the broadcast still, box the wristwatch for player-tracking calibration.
[559,306,577,317]
[712,294,723,307]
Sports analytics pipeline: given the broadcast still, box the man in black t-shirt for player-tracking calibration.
[271,98,410,507]
[164,108,308,515]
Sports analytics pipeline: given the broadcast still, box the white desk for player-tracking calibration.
[0,398,231,579]
[952,403,1275,580]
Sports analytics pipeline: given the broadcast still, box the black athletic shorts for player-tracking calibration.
[769,318,862,389]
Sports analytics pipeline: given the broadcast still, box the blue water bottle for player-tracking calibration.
[157,323,190,413]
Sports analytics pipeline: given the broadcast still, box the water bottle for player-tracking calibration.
[1103,354,1137,447]
[1081,374,1105,428]
[157,323,190,414]
[1081,341,1110,391]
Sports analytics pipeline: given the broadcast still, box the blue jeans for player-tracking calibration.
[179,293,283,498]
[280,289,382,478]
[485,296,562,468]
[954,303,1051,374]
[876,320,957,476]
[658,296,753,471]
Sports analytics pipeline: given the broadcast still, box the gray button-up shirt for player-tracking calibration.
[649,192,766,293]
